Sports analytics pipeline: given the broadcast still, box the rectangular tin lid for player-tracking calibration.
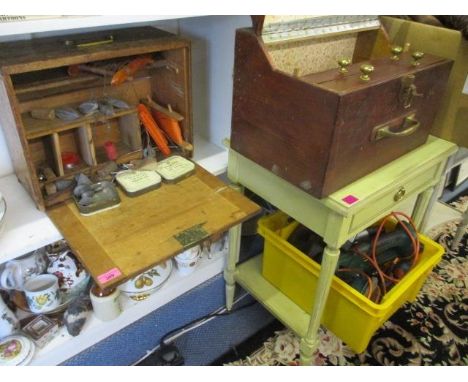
[256,15,380,44]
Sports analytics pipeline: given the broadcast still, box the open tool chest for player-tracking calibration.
[0,26,261,290]
[231,16,453,198]
[0,26,193,211]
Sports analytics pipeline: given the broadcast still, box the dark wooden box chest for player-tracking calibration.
[230,16,453,198]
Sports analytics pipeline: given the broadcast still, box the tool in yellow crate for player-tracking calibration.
[288,211,422,303]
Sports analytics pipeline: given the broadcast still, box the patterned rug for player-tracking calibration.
[227,200,468,366]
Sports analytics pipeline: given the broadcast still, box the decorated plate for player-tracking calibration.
[0,335,34,366]
[118,259,173,301]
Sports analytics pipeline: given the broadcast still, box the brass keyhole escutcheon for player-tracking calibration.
[394,187,406,202]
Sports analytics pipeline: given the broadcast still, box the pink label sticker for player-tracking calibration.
[342,195,359,205]
[97,267,122,284]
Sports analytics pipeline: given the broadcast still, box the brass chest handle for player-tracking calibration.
[372,114,420,141]
[394,187,406,202]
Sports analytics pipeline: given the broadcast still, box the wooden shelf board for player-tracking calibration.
[235,255,310,338]
[0,174,62,263]
[23,107,138,139]
[28,251,226,365]
[15,74,102,98]
[63,162,90,176]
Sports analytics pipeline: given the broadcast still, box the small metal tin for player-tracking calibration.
[73,181,121,216]
[155,155,195,183]
[115,170,162,197]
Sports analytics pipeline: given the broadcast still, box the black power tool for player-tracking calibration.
[287,221,423,301]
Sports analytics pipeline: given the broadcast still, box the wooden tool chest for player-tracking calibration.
[0,26,193,211]
[231,16,453,198]
[0,26,261,290]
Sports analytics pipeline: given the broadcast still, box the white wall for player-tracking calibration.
[0,130,13,177]
[179,16,252,146]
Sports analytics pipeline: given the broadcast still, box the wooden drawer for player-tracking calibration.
[348,160,442,234]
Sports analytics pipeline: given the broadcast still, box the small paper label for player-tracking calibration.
[342,195,359,205]
[97,268,122,284]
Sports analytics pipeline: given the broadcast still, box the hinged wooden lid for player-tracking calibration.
[252,15,381,44]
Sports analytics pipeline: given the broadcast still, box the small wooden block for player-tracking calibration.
[45,182,57,195]
[42,167,57,180]
[30,108,55,120]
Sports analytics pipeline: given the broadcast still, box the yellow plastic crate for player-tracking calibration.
[258,212,445,353]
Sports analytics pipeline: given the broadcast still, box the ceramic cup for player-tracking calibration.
[174,246,201,276]
[23,274,61,314]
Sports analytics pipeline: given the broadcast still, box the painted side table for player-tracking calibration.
[224,135,457,365]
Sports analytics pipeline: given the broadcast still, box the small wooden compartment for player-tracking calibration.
[231,16,453,198]
[0,26,193,210]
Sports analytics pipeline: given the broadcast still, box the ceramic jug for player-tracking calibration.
[46,243,89,298]
[0,249,47,291]
[0,295,19,338]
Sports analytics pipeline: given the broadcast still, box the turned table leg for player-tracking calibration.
[412,185,437,231]
[224,222,242,311]
[224,183,244,311]
[300,245,340,365]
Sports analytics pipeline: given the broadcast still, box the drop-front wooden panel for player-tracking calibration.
[47,164,261,289]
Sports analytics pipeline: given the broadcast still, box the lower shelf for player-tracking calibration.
[28,250,226,365]
[234,255,310,338]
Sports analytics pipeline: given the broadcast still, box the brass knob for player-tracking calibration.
[411,51,425,66]
[394,186,406,202]
[338,58,351,74]
[360,64,374,82]
[390,45,403,60]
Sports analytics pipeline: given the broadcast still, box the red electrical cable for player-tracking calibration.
[371,212,420,285]
[352,247,388,299]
